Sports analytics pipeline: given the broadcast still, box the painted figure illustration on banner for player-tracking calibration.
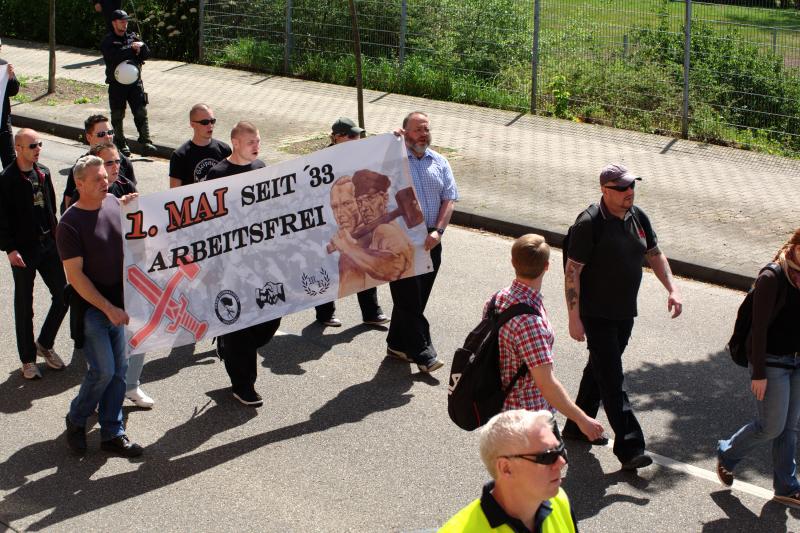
[328,170,423,297]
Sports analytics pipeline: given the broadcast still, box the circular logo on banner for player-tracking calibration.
[214,290,241,325]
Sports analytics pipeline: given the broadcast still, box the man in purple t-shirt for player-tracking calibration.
[57,155,143,457]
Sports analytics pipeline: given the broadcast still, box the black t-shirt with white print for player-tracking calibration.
[170,138,233,186]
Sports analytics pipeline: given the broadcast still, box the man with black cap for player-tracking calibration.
[101,9,155,157]
[0,38,20,169]
[561,163,682,471]
[314,117,389,328]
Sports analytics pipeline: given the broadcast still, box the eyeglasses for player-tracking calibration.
[604,182,635,192]
[94,129,115,138]
[26,141,43,149]
[192,118,217,126]
[103,159,121,167]
[502,442,568,466]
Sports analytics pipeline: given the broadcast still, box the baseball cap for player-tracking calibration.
[332,117,364,137]
[599,163,642,186]
[111,10,131,21]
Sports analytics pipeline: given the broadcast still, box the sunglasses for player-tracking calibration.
[25,141,43,149]
[502,442,568,466]
[94,129,115,138]
[192,118,217,126]
[604,181,636,192]
[103,159,121,167]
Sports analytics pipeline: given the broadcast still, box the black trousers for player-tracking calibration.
[108,80,150,146]
[314,287,382,322]
[218,318,281,395]
[562,316,645,462]
[0,126,14,170]
[386,242,442,364]
[11,238,68,364]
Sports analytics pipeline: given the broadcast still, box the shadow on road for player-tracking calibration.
[702,491,799,532]
[0,355,417,530]
[140,344,217,386]
[0,351,84,414]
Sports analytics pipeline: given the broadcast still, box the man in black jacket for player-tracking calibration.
[0,129,67,379]
[0,39,21,169]
[101,10,155,156]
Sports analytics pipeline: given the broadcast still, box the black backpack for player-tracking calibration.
[727,262,786,367]
[447,294,538,431]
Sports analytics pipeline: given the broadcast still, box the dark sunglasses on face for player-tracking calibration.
[94,129,115,138]
[502,441,568,466]
[103,159,121,167]
[193,118,217,126]
[26,141,43,149]
[604,181,635,192]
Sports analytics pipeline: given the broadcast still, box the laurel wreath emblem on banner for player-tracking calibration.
[302,268,331,296]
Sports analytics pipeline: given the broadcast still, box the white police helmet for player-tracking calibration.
[114,60,140,85]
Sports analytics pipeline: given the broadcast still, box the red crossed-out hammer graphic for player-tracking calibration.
[127,260,208,349]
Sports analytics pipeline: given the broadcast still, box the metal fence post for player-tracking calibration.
[530,0,541,115]
[284,0,293,75]
[399,0,407,68]
[682,0,691,140]
[623,34,628,59]
[772,28,778,55]
[198,0,205,62]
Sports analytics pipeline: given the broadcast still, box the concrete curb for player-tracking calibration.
[451,210,754,291]
[13,110,753,292]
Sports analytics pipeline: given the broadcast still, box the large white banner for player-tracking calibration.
[122,133,432,354]
[0,65,8,111]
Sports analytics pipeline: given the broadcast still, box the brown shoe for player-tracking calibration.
[773,491,800,508]
[36,342,65,370]
[21,362,42,380]
[716,458,733,487]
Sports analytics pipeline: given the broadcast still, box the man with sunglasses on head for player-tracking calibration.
[0,129,68,380]
[561,163,682,471]
[440,409,577,532]
[0,38,20,169]
[62,114,136,213]
[169,104,231,188]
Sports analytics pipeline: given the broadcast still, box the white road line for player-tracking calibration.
[607,439,774,501]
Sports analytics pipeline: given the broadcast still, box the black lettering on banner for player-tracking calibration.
[240,173,298,207]
[306,164,335,188]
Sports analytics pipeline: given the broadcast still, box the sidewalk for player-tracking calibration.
[6,38,800,290]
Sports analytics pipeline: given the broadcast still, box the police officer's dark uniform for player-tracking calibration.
[100,10,155,156]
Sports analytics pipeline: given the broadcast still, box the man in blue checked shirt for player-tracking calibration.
[385,111,458,373]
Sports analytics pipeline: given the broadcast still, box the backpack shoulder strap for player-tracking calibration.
[496,303,539,329]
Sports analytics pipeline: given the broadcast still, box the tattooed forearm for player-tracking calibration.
[646,246,662,258]
[564,260,582,311]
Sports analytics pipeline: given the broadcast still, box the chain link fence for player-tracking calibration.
[201,0,800,157]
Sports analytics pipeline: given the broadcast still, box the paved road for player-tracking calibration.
[0,135,798,532]
[4,38,800,291]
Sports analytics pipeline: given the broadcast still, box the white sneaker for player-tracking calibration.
[126,387,155,409]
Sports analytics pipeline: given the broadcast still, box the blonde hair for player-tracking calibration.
[479,409,554,479]
[73,155,104,181]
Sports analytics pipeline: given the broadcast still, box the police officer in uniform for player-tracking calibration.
[101,10,155,156]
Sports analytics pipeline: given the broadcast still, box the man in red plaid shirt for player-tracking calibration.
[486,234,605,442]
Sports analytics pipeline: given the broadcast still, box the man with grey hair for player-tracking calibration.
[562,163,682,471]
[57,155,143,457]
[440,409,578,532]
[0,128,67,379]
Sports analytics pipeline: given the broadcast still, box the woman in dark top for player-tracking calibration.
[717,228,800,507]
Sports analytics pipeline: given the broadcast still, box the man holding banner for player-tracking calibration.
[206,121,280,407]
[386,112,458,373]
[0,40,20,169]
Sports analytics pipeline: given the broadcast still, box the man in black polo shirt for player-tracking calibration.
[169,103,231,188]
[562,163,682,470]
[206,121,280,407]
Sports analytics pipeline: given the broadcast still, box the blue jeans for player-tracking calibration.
[68,307,128,441]
[125,353,145,392]
[718,354,800,496]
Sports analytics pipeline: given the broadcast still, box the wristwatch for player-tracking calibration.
[435,227,445,236]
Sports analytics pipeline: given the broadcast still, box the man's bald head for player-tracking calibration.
[14,128,37,144]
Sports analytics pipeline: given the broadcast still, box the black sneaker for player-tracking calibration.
[621,454,653,471]
[233,389,263,407]
[562,427,609,446]
[101,434,143,457]
[119,146,132,157]
[140,142,157,156]
[65,414,86,455]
